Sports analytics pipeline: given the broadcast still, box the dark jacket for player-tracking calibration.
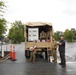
[58,40,65,52]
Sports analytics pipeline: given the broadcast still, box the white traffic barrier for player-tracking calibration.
[2,45,4,57]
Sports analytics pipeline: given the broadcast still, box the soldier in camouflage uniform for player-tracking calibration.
[29,51,36,62]
[29,46,36,62]
[40,31,46,40]
[52,38,57,63]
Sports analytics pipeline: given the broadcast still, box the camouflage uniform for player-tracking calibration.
[40,31,46,40]
[52,39,57,63]
[47,47,52,61]
[46,32,50,39]
[29,46,36,62]
[29,51,36,62]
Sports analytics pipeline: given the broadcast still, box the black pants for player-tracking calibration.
[59,51,66,65]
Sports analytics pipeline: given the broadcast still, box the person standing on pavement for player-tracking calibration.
[52,38,57,63]
[29,46,36,62]
[58,37,66,67]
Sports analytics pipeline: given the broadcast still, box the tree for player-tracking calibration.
[0,1,6,16]
[8,21,25,43]
[0,1,7,37]
[53,31,64,41]
[71,28,76,40]
[64,29,75,42]
[0,18,7,36]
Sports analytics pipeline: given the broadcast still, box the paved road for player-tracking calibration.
[0,44,76,75]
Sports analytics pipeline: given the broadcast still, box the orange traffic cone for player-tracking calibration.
[11,46,17,61]
[8,44,13,59]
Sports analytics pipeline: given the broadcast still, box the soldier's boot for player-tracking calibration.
[54,60,57,63]
[52,60,55,62]
[28,59,32,62]
[52,60,57,63]
[32,58,35,62]
[28,57,33,62]
[32,60,35,62]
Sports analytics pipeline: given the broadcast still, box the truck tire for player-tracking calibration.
[25,50,30,59]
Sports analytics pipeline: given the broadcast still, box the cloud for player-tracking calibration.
[63,0,76,16]
[64,9,76,16]
[5,0,64,21]
[4,0,76,32]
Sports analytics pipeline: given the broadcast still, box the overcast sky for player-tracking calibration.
[3,0,76,32]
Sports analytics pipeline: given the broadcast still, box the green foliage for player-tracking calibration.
[8,21,25,43]
[0,1,7,37]
[71,28,76,40]
[64,29,75,42]
[0,1,6,16]
[54,28,76,42]
[53,31,64,41]
[0,18,7,36]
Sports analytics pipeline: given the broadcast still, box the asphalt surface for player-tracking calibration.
[0,43,76,75]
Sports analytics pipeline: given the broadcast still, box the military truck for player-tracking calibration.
[24,22,54,60]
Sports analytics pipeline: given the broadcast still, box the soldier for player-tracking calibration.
[40,31,46,40]
[40,31,47,59]
[52,38,57,63]
[29,46,36,62]
[46,31,50,40]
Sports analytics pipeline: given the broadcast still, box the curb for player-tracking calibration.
[0,53,10,63]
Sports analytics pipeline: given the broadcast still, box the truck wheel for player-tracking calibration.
[25,50,30,59]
